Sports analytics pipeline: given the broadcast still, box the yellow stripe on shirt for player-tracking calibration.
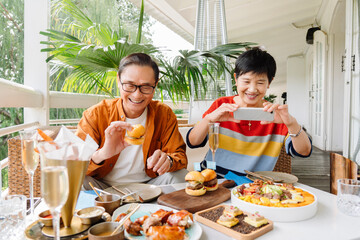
[219,134,283,157]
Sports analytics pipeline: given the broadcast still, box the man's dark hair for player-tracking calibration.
[234,47,276,84]
[118,53,160,83]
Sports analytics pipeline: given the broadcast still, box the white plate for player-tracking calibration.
[247,171,298,183]
[231,185,318,222]
[104,183,162,203]
[112,203,202,240]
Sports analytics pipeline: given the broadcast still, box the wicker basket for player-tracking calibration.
[273,146,292,174]
[7,126,75,197]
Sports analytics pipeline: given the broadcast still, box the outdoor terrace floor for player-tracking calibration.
[292,147,332,193]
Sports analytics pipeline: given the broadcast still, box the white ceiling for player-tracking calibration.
[129,0,323,85]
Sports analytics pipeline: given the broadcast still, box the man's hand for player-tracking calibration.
[92,121,132,163]
[146,149,171,175]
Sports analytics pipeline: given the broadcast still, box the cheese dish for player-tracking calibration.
[216,213,239,228]
[244,212,268,227]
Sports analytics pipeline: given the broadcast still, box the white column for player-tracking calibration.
[343,0,353,157]
[24,0,49,126]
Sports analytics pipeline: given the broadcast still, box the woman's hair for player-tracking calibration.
[234,47,276,84]
[118,53,159,83]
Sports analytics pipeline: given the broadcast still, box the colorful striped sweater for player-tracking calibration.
[186,96,311,177]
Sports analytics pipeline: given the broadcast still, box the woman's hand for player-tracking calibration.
[261,102,294,126]
[204,103,240,123]
[146,150,171,176]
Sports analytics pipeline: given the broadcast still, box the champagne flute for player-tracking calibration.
[209,123,220,162]
[38,141,69,240]
[20,130,39,219]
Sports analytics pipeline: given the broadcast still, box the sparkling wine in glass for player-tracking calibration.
[209,123,220,162]
[38,141,69,240]
[20,130,39,219]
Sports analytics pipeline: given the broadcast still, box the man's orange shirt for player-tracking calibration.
[76,98,187,179]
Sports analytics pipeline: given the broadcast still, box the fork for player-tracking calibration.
[124,187,144,202]
[112,186,137,202]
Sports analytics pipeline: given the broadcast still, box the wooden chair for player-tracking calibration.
[273,146,292,174]
[7,126,76,197]
[330,153,358,194]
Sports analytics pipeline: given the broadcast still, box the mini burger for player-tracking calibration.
[185,171,206,196]
[201,169,218,191]
[124,124,145,145]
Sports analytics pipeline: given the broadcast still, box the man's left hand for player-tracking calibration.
[147,150,171,175]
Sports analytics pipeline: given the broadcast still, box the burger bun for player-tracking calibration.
[125,124,145,145]
[201,169,218,191]
[124,136,145,145]
[185,187,206,196]
[201,169,217,181]
[205,182,218,191]
[185,171,205,183]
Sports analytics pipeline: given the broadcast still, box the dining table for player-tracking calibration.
[32,181,360,240]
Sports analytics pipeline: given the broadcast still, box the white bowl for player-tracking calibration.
[231,185,318,222]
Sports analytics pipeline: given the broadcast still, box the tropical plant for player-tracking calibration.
[42,0,256,101]
[264,94,277,103]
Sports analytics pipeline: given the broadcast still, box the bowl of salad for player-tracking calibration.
[231,180,317,222]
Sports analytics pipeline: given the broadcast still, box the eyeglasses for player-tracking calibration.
[120,81,156,94]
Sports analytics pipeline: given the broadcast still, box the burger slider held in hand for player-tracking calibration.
[201,169,218,191]
[125,124,145,145]
[185,171,206,196]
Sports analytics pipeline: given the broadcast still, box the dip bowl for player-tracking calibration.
[94,194,121,215]
[38,210,63,227]
[74,206,105,225]
[88,222,125,240]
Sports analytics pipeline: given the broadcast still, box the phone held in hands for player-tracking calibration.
[233,107,274,121]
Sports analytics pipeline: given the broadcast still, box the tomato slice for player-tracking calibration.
[243,187,256,195]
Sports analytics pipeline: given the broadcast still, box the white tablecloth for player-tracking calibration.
[34,182,360,240]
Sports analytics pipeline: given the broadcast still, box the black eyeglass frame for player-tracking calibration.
[120,81,156,94]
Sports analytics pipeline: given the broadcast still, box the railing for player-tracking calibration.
[0,78,190,193]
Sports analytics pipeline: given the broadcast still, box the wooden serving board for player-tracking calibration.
[157,180,235,213]
[195,205,273,240]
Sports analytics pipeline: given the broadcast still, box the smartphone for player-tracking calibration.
[233,107,274,121]
[26,197,41,215]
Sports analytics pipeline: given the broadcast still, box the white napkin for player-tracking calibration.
[41,126,98,161]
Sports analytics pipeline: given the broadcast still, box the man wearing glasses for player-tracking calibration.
[76,53,188,189]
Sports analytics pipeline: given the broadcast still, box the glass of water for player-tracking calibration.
[337,178,360,216]
[0,195,27,239]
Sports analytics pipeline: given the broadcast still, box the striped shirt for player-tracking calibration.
[186,96,311,177]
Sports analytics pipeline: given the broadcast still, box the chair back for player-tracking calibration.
[273,146,292,174]
[330,152,358,194]
[7,126,76,197]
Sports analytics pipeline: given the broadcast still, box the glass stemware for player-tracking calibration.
[38,141,69,240]
[20,130,39,219]
[208,123,220,163]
